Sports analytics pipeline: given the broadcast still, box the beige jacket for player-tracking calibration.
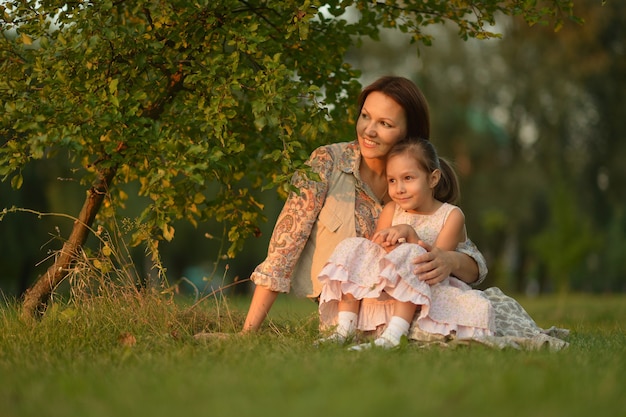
[291,143,357,298]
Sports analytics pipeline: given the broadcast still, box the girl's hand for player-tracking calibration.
[411,241,454,285]
[372,224,417,248]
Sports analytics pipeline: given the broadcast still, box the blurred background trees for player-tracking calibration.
[350,0,625,293]
[1,0,623,299]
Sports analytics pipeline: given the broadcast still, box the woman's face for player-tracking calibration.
[356,91,407,160]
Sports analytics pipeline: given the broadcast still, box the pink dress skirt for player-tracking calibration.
[318,237,495,339]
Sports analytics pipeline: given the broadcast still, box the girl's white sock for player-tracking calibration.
[336,311,358,337]
[379,316,411,346]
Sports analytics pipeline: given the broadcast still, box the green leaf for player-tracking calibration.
[11,173,23,189]
[109,79,119,94]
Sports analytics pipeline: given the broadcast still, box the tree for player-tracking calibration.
[0,0,579,319]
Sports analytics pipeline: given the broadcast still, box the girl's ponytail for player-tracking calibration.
[434,157,460,204]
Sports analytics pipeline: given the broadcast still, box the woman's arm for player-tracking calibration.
[412,243,479,285]
[455,238,488,285]
[241,145,335,331]
[241,285,279,333]
[248,146,333,292]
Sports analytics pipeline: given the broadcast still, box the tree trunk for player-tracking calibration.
[21,167,116,321]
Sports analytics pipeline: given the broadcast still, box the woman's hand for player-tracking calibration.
[411,241,455,285]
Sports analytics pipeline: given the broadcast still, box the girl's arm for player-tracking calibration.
[371,203,419,250]
[373,202,395,233]
[433,207,466,251]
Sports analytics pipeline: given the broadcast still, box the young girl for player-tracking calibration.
[317,138,495,349]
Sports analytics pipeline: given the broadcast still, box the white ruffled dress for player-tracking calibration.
[318,203,495,339]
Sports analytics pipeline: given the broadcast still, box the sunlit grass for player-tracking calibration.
[1,287,625,417]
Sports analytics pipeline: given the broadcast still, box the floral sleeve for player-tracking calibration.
[250,146,335,293]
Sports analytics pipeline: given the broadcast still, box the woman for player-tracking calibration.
[242,76,487,333]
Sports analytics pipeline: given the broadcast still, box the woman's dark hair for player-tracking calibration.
[358,76,431,140]
[387,138,460,204]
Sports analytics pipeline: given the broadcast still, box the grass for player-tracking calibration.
[1,287,625,417]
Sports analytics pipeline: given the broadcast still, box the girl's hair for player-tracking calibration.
[388,138,461,204]
[358,76,430,140]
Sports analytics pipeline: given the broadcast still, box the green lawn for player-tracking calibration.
[1,292,624,417]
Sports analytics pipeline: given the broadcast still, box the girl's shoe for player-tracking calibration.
[348,336,397,351]
[314,332,352,346]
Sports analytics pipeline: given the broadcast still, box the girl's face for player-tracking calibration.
[386,153,440,214]
[356,91,407,161]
